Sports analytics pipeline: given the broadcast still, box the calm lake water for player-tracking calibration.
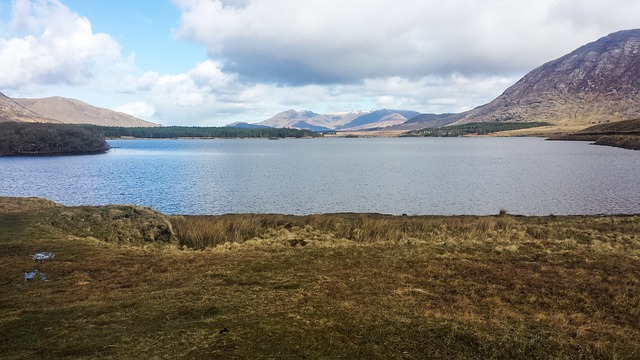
[0,137,638,215]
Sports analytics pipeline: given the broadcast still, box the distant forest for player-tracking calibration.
[0,123,319,156]
[87,125,320,139]
[0,122,109,156]
[406,122,550,137]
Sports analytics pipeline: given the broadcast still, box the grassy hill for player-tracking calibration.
[550,118,640,150]
[1,197,638,358]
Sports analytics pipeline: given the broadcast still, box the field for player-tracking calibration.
[1,197,639,359]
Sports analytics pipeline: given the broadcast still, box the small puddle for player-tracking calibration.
[22,252,56,282]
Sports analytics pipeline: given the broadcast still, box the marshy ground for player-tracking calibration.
[0,197,638,359]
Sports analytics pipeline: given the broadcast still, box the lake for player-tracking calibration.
[0,137,638,215]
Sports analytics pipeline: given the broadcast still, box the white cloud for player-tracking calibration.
[548,0,640,33]
[173,0,639,86]
[0,0,131,89]
[135,70,515,126]
[4,0,638,127]
[116,101,156,119]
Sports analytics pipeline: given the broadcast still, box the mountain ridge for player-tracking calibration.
[255,108,422,131]
[259,29,640,133]
[0,92,60,124]
[14,96,160,127]
[454,29,640,127]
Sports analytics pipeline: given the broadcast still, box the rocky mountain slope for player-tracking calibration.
[14,96,159,127]
[0,92,59,124]
[454,29,640,127]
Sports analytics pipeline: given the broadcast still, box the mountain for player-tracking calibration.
[378,112,466,131]
[0,92,59,124]
[290,121,334,132]
[336,109,421,130]
[257,109,367,130]
[256,109,420,131]
[454,29,640,127]
[14,96,159,127]
[226,121,272,129]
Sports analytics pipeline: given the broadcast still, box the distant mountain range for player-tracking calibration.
[234,109,422,132]
[232,29,640,133]
[0,92,159,127]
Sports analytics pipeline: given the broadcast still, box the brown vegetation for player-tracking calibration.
[1,197,639,359]
[549,118,640,150]
[594,134,640,150]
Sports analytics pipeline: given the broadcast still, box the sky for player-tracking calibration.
[0,0,639,126]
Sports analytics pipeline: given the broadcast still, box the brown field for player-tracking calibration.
[1,197,639,359]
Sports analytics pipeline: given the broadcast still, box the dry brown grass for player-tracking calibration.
[1,197,639,359]
[0,197,61,214]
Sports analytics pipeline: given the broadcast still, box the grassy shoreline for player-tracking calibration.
[549,118,640,150]
[1,197,639,359]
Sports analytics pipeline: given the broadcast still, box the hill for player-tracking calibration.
[454,29,640,128]
[14,96,159,127]
[226,122,272,129]
[0,92,59,124]
[388,112,467,131]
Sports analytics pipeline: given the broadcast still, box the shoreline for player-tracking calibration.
[4,196,639,218]
[2,195,639,222]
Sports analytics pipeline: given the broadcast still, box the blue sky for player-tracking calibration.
[1,0,639,126]
[62,0,204,74]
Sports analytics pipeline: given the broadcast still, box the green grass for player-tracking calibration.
[1,198,639,359]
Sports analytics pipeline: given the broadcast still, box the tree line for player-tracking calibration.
[406,122,550,137]
[0,122,320,156]
[86,125,319,139]
[0,122,109,156]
